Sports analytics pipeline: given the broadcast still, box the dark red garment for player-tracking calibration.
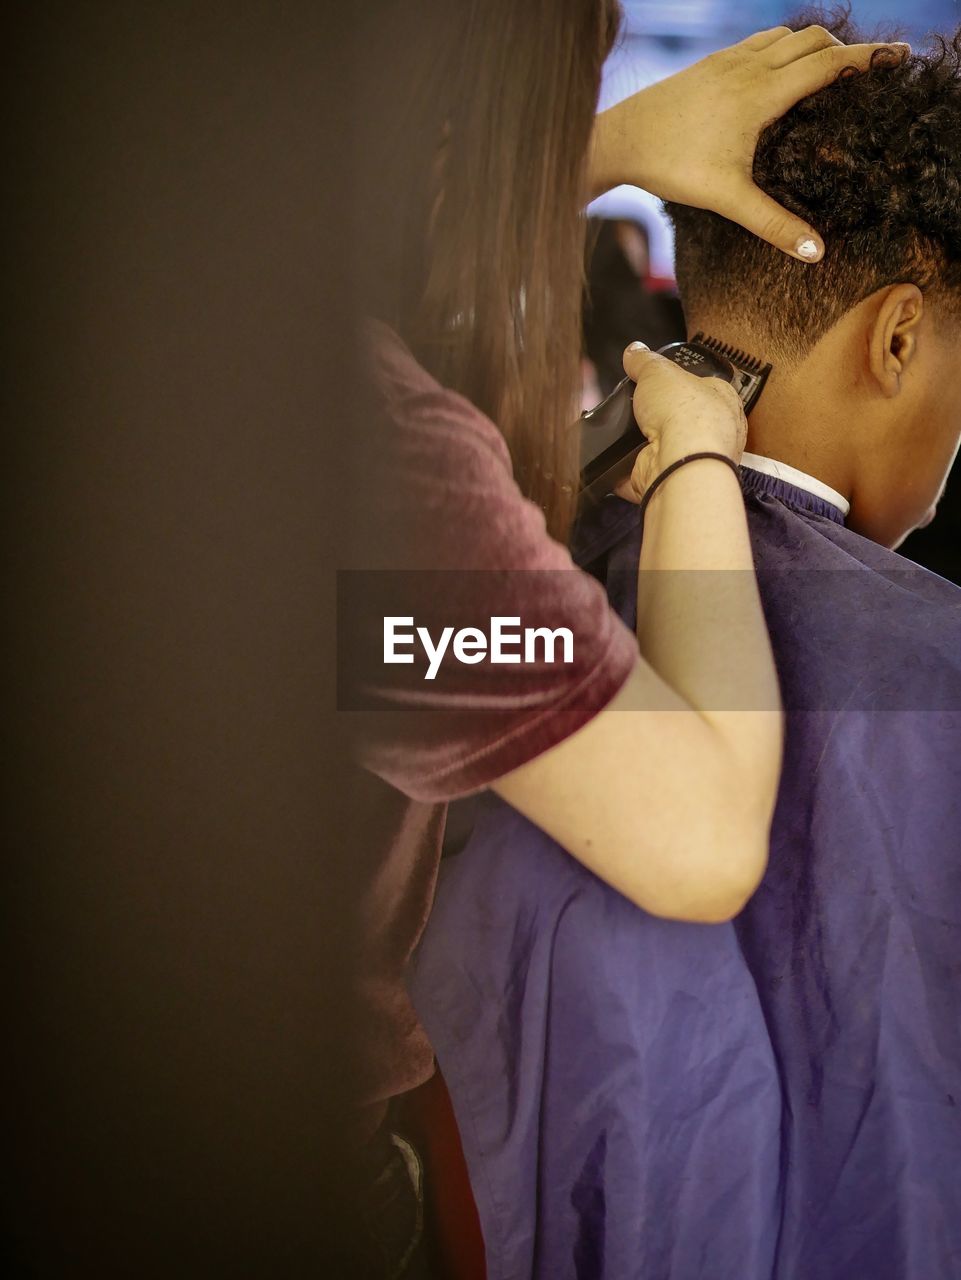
[350,324,639,1120]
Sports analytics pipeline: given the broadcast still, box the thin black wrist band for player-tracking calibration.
[637,451,741,529]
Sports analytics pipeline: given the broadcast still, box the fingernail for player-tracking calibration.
[626,341,649,353]
[795,237,821,261]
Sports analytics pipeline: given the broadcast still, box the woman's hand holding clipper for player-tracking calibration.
[614,341,747,506]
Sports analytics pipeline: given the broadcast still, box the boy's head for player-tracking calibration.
[666,15,961,549]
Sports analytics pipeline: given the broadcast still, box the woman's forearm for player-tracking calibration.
[587,104,624,202]
[635,456,783,808]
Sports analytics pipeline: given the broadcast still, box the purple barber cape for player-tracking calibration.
[408,466,961,1280]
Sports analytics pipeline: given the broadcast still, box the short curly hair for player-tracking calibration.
[666,11,961,362]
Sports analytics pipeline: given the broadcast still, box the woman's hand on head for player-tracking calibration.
[589,26,910,262]
[613,342,747,503]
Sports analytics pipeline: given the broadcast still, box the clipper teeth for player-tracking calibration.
[690,330,773,417]
[692,332,766,374]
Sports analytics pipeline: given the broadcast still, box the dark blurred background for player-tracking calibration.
[584,0,961,583]
[6,3,363,1273]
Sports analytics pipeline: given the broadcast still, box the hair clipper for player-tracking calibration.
[579,334,772,507]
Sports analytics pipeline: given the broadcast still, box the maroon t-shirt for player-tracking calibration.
[351,322,638,1122]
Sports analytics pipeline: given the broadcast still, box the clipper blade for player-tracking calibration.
[691,332,772,415]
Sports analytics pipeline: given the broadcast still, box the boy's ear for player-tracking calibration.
[868,283,925,398]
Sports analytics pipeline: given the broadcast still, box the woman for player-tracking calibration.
[350,4,905,1273]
